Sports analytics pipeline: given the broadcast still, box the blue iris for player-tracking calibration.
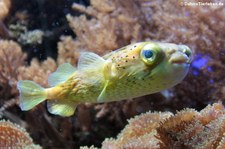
[143,50,153,59]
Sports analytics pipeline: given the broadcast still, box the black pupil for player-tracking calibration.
[143,50,153,58]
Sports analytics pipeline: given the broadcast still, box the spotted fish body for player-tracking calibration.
[17,41,192,117]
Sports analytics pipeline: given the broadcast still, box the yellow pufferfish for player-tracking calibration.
[17,41,192,117]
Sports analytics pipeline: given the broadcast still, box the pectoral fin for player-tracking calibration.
[97,80,110,102]
[78,52,114,102]
[97,61,114,102]
[47,100,78,117]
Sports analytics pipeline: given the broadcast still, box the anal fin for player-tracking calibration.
[47,100,77,117]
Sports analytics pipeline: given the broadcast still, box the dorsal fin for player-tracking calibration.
[48,63,76,87]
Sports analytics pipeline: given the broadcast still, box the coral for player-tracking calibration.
[9,23,44,45]
[68,0,146,53]
[0,39,55,101]
[18,29,44,45]
[0,40,26,98]
[57,0,151,66]
[57,36,82,65]
[94,102,225,149]
[17,57,56,87]
[0,119,41,148]
[147,0,225,52]
[80,145,98,149]
[0,0,11,20]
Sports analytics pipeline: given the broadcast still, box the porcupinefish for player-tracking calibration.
[17,41,192,117]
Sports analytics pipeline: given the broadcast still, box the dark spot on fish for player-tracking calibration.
[118,64,120,67]
[133,56,135,59]
[134,45,137,48]
[125,60,128,62]
[126,55,128,57]
[123,67,126,69]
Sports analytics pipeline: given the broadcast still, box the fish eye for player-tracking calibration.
[143,50,154,59]
[140,43,164,66]
[141,49,156,64]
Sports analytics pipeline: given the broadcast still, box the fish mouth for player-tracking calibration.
[169,52,190,64]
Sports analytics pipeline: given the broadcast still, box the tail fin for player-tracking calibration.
[17,80,47,111]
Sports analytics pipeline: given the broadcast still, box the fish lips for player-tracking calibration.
[169,52,191,64]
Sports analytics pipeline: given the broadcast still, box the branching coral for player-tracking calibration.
[0,119,41,148]
[0,40,26,98]
[57,36,82,65]
[0,39,55,102]
[17,57,56,87]
[95,102,225,149]
[57,0,151,66]
[68,0,146,53]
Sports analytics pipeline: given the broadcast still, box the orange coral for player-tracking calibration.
[17,57,57,87]
[66,0,147,55]
[57,36,82,65]
[117,112,173,143]
[94,102,225,149]
[0,120,41,148]
[0,40,26,97]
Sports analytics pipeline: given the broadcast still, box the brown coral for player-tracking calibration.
[17,57,57,87]
[65,0,147,55]
[0,40,26,98]
[98,102,225,149]
[57,0,148,66]
[0,120,41,148]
